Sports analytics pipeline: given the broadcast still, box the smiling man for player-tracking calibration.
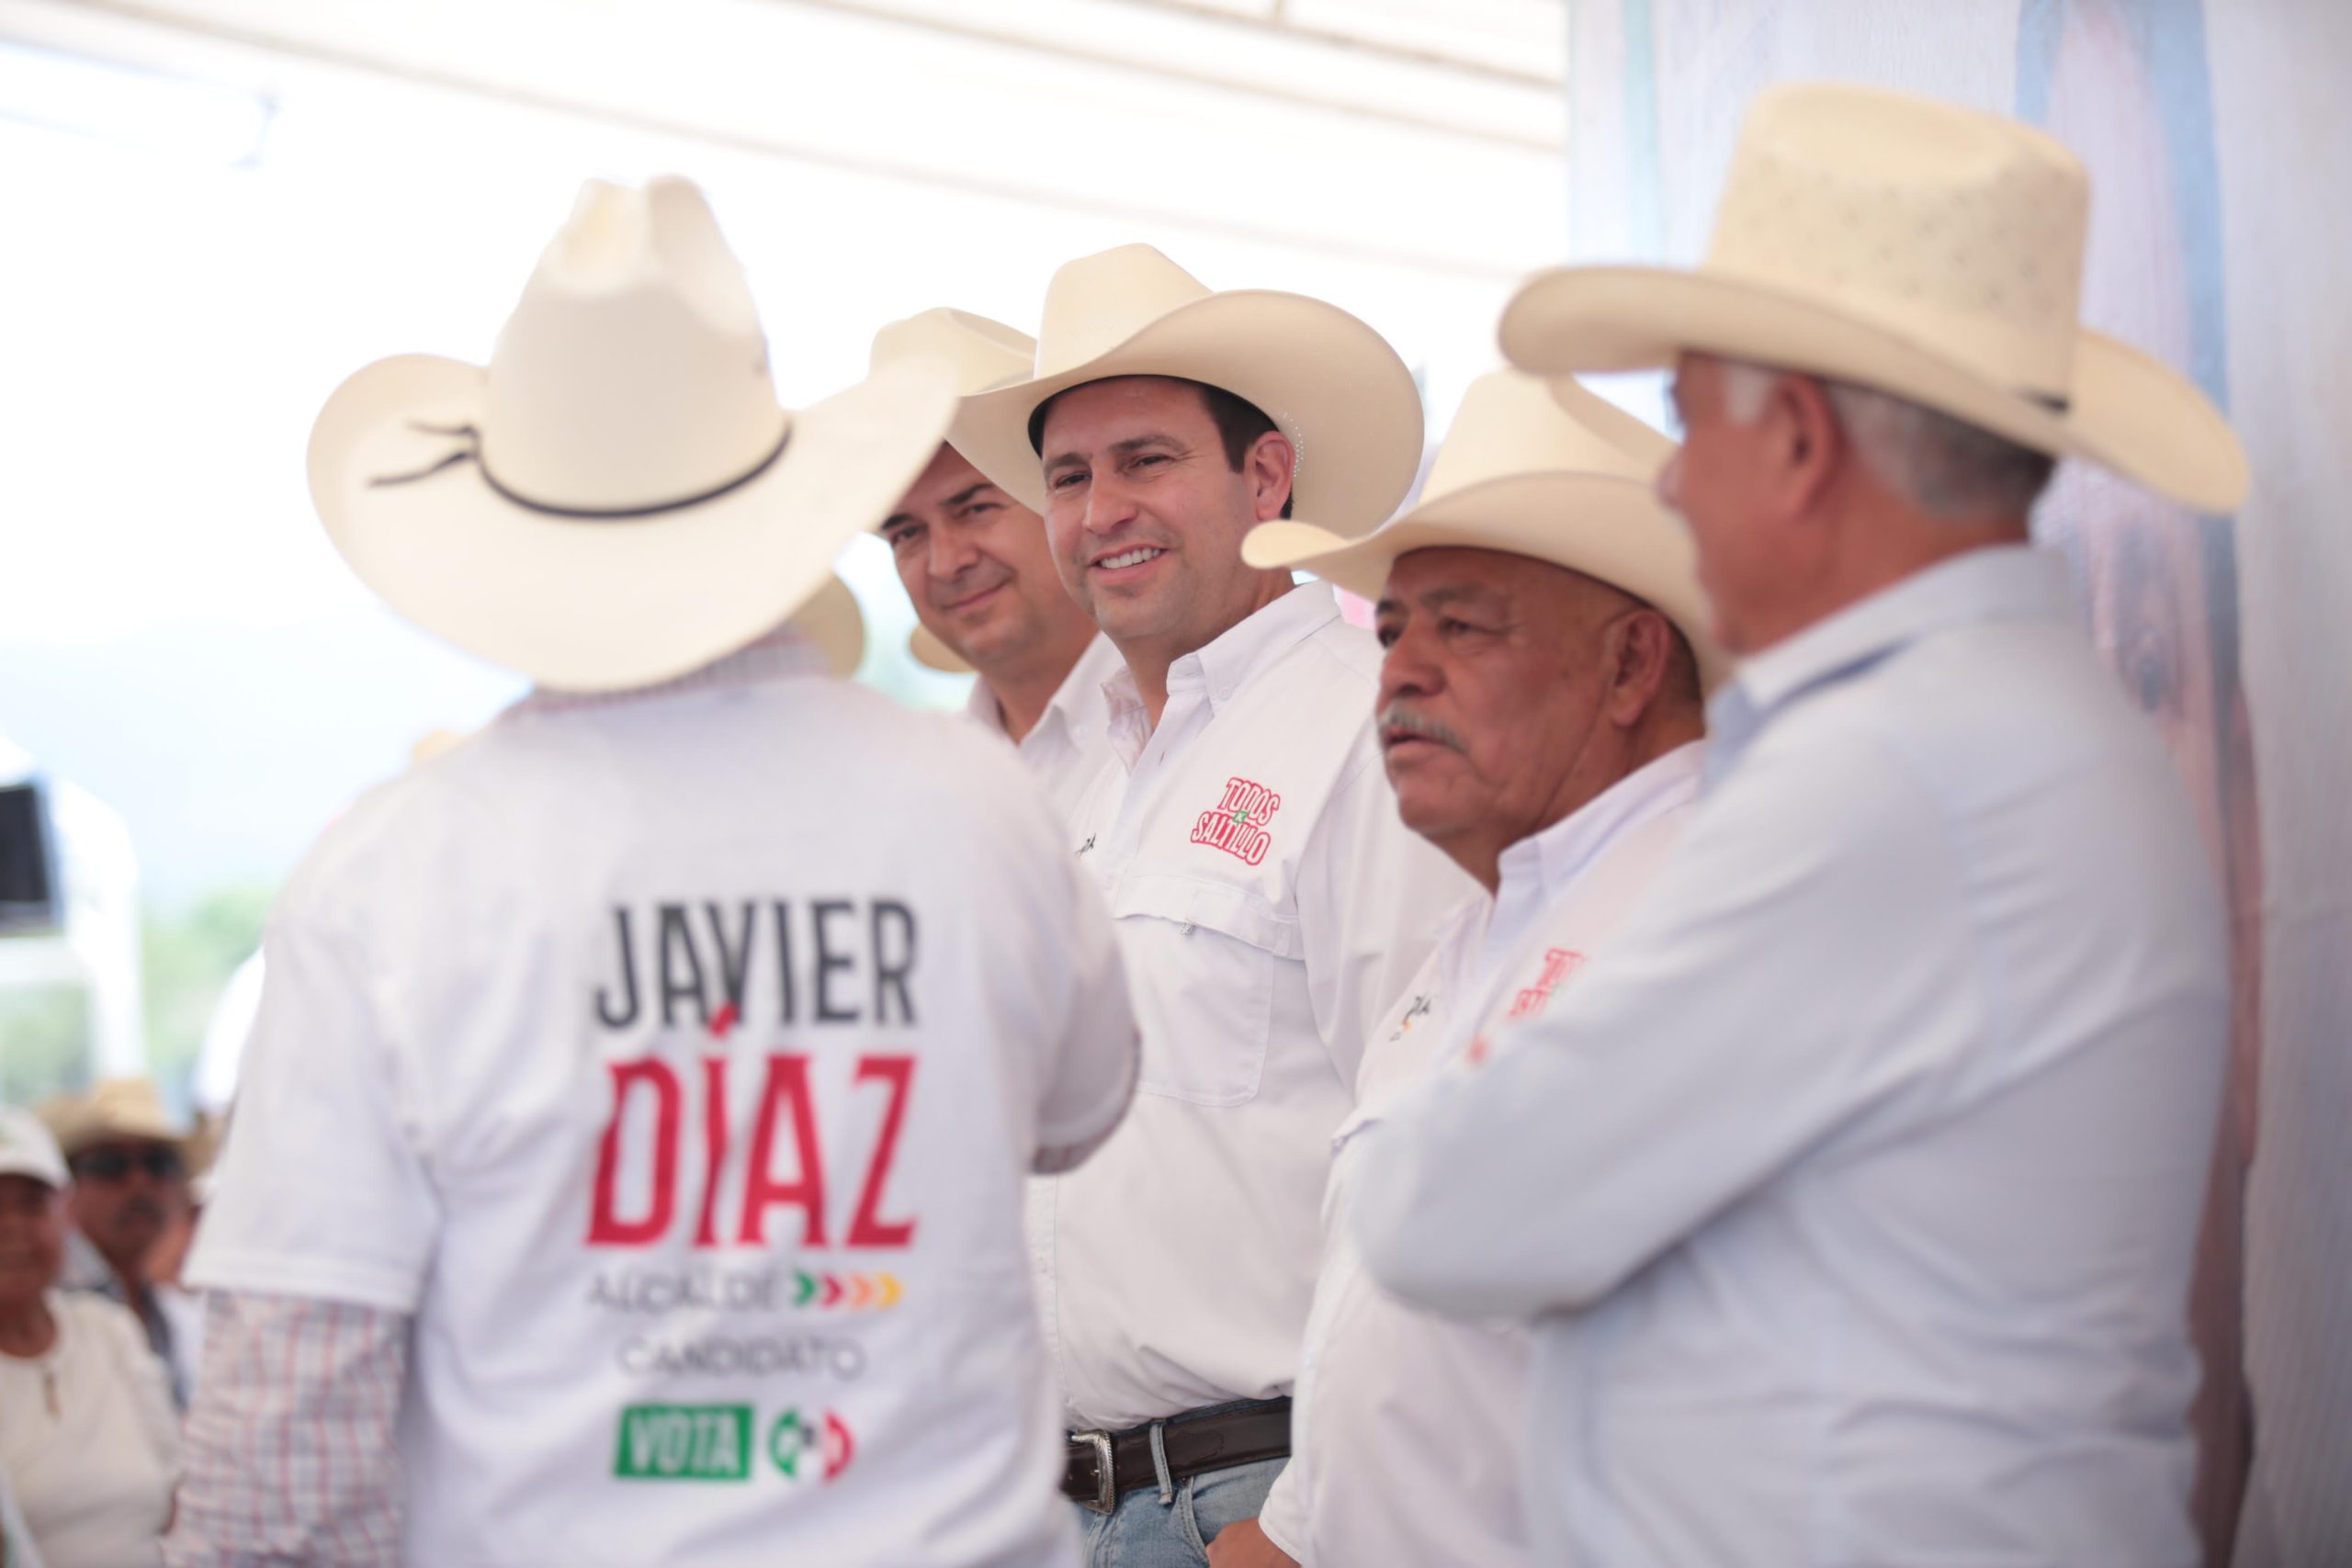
[1218,370,1715,1567]
[951,245,1470,1567]
[871,310,1123,822]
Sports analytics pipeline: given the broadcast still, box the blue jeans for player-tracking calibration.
[1071,1453,1286,1567]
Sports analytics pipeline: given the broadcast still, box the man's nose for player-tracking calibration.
[1081,470,1141,535]
[1378,622,1442,709]
[924,524,981,581]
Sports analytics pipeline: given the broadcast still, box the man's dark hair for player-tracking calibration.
[1027,377,1295,520]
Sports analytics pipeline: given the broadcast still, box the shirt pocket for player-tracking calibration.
[1110,871,1300,1108]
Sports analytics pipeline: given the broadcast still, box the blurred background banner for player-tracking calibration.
[1565,1,2349,1562]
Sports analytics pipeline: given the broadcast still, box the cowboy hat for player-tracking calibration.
[868,308,1045,677]
[307,175,955,694]
[951,244,1425,534]
[1499,83,2247,514]
[40,1078,187,1162]
[1246,370,1727,691]
[870,307,1037,404]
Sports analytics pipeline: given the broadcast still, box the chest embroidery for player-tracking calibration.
[1189,776,1282,866]
[1386,992,1435,1043]
[1506,947,1587,1022]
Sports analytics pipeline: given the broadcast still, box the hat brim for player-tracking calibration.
[950,290,1425,536]
[310,355,955,692]
[1500,266,2248,515]
[790,573,867,679]
[1244,471,1729,693]
[907,622,973,674]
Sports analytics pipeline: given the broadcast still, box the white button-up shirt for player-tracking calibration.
[964,631,1124,828]
[189,634,1138,1568]
[1261,742,1702,1567]
[1036,582,1473,1431]
[1353,547,2228,1568]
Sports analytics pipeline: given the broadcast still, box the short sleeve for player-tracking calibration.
[187,863,441,1314]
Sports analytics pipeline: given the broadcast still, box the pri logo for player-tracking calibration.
[1191,777,1281,866]
[1505,948,1586,1022]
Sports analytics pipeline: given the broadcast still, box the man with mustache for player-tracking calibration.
[45,1079,197,1407]
[870,310,1122,823]
[950,245,1469,1565]
[1208,371,1717,1567]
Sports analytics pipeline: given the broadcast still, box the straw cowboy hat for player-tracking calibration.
[307,175,956,693]
[1500,83,2247,514]
[39,1078,188,1162]
[1246,369,1728,692]
[951,243,1425,534]
[869,308,1044,677]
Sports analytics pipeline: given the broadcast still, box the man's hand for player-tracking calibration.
[1205,1516,1299,1568]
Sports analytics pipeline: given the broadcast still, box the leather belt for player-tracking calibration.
[1062,1397,1291,1514]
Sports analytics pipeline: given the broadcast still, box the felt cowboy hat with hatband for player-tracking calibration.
[1500,83,2247,515]
[950,243,1426,535]
[307,176,954,693]
[868,308,1043,676]
[1245,369,1728,693]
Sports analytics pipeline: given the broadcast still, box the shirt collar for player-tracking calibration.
[1705,546,2073,782]
[1099,582,1341,761]
[1493,739,1708,908]
[969,633,1121,745]
[514,625,832,716]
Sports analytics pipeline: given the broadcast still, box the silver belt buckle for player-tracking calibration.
[1073,1428,1116,1514]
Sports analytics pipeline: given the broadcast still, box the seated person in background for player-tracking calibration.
[1215,370,1718,1567]
[0,1106,179,1568]
[42,1078,197,1407]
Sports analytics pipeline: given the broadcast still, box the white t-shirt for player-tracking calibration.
[190,638,1137,1568]
[0,1292,179,1568]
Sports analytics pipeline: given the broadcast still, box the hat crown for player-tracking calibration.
[870,308,1037,397]
[1422,370,1671,504]
[1033,244,1213,379]
[1703,84,2088,400]
[484,176,786,512]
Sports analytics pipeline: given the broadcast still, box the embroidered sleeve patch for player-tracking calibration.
[1190,777,1282,866]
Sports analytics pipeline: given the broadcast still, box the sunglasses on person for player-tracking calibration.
[70,1147,184,1183]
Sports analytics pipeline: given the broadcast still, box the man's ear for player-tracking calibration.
[1604,610,1676,728]
[1765,374,1847,524]
[1247,429,1297,523]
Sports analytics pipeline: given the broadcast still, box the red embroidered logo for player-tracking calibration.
[1191,776,1282,866]
[1505,947,1586,1021]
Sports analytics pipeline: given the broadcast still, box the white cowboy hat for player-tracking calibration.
[870,307,1037,402]
[1499,83,2247,515]
[868,308,1044,678]
[1246,370,1728,693]
[951,243,1425,534]
[308,175,955,693]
